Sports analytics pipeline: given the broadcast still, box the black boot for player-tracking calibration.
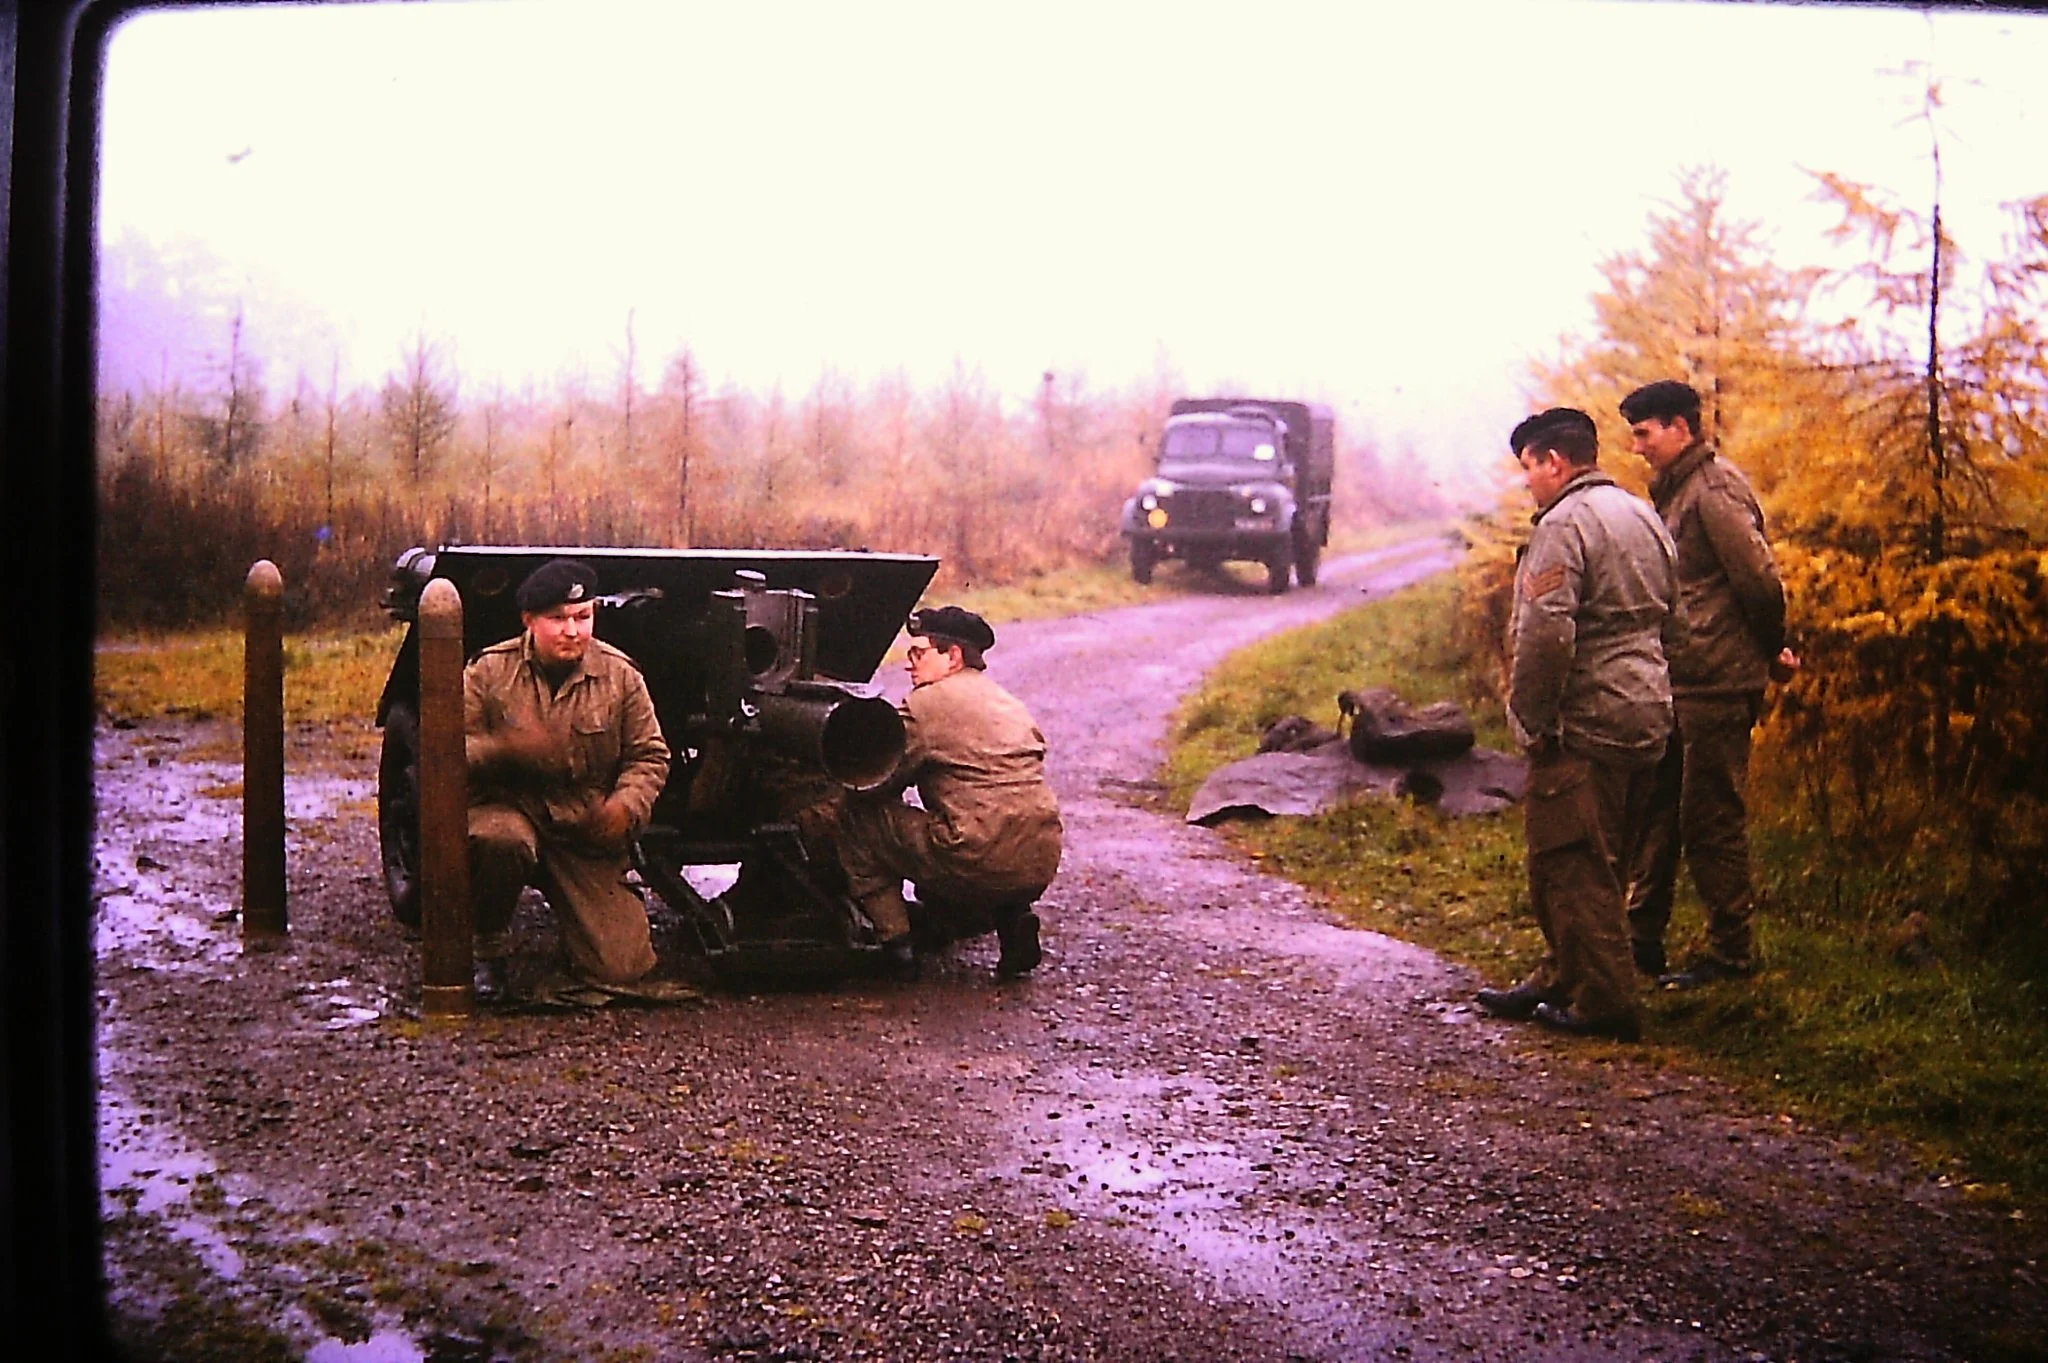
[877,936,920,982]
[473,957,512,1006]
[1632,940,1667,978]
[996,911,1042,979]
[1473,982,1548,1020]
[1532,1002,1641,1042]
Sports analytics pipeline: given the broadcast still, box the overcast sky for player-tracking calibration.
[98,0,2048,467]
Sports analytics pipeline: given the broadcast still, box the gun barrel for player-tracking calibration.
[752,689,906,792]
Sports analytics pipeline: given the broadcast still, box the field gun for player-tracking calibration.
[374,544,939,983]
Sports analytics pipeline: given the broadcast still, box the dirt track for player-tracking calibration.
[95,539,2044,1362]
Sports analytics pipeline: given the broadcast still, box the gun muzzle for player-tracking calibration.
[751,686,906,791]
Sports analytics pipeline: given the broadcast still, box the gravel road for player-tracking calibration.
[94,539,2044,1362]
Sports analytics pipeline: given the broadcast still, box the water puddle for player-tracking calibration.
[306,1329,427,1363]
[291,978,392,1031]
[97,1064,245,1280]
[1006,1064,1414,1354]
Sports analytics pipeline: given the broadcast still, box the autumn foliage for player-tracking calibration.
[96,348,1435,633]
[1461,166,2048,961]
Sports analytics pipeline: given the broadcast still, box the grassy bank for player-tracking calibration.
[95,625,407,727]
[1163,573,2048,1218]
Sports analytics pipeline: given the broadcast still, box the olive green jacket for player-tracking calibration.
[888,667,1063,894]
[1509,469,1678,768]
[1649,442,1787,697]
[463,635,670,833]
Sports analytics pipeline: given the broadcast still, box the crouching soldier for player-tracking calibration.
[837,606,1064,980]
[464,558,671,1004]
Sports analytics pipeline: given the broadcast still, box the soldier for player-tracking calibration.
[837,605,1064,981]
[1475,408,1677,1041]
[464,558,671,1004]
[1619,380,1798,989]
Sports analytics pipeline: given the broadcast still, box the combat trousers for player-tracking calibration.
[838,798,1045,943]
[1626,695,1759,968]
[1519,748,1653,1029]
[469,804,657,985]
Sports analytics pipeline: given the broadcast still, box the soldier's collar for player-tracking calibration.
[1653,441,1718,495]
[1531,468,1617,522]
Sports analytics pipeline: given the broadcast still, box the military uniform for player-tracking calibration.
[1627,441,1786,972]
[464,634,670,984]
[838,667,1063,942]
[1508,468,1677,1031]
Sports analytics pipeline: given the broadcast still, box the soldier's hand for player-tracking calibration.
[573,793,634,852]
[491,719,571,780]
[1768,647,1801,684]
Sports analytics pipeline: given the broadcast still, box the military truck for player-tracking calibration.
[1120,397,1335,593]
[374,544,940,983]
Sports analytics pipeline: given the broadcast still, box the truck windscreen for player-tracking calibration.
[1160,424,1278,462]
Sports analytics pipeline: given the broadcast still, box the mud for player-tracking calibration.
[95,535,2045,1361]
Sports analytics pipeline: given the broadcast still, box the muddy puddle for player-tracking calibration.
[95,721,430,1359]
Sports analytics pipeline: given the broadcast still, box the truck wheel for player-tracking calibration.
[377,702,423,927]
[1130,540,1157,586]
[1264,545,1293,595]
[1293,530,1321,587]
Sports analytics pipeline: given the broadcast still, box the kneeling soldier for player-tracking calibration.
[837,606,1064,980]
[464,558,671,1002]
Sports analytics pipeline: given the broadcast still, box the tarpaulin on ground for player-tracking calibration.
[1186,738,1526,825]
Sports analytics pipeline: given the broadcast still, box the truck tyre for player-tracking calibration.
[1293,526,1322,586]
[1130,539,1157,586]
[1264,544,1293,595]
[377,702,423,927]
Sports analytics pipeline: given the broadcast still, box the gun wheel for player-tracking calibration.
[377,701,423,927]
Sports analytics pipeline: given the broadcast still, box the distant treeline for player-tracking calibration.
[96,344,1450,632]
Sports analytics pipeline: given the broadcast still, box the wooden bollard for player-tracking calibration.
[242,560,287,941]
[418,577,474,1017]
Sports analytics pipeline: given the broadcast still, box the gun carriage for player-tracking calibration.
[375,544,939,983]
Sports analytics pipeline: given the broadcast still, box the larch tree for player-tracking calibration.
[658,347,702,546]
[1533,166,1821,499]
[380,329,459,490]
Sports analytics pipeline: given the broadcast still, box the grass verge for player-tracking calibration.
[95,624,406,727]
[1163,572,2048,1220]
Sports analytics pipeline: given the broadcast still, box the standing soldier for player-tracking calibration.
[1476,408,1677,1041]
[837,606,1064,981]
[464,558,672,1004]
[1619,380,1798,989]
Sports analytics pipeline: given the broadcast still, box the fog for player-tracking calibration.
[99,0,2048,471]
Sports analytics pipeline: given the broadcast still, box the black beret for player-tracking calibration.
[516,558,601,612]
[1618,379,1702,425]
[907,604,994,653]
[1509,406,1596,454]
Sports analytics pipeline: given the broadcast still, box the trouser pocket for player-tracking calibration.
[1524,752,1598,855]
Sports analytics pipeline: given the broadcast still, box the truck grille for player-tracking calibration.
[1165,489,1239,529]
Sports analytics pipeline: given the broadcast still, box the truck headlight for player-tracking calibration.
[1248,496,1268,516]
[1140,493,1158,512]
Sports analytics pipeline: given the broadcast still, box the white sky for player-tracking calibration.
[99,0,2048,467]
